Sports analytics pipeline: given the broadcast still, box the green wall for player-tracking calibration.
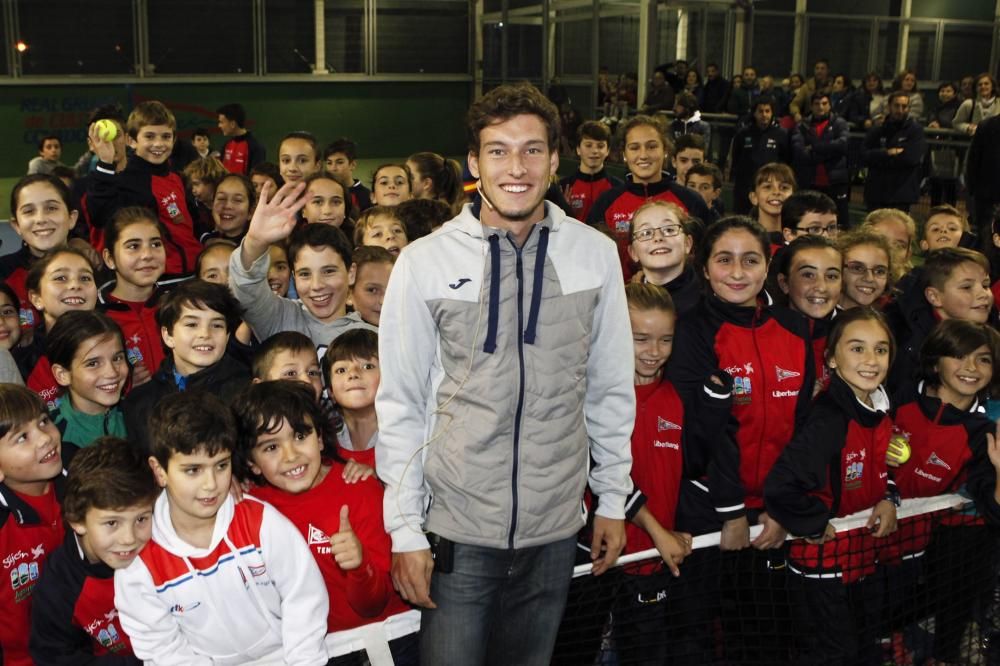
[0,80,473,179]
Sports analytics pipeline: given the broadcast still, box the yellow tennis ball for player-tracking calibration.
[95,119,118,142]
[887,433,911,465]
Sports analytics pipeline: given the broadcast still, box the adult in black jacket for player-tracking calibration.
[927,81,961,129]
[965,113,1000,231]
[791,92,851,227]
[730,97,791,215]
[863,92,926,212]
[700,64,731,114]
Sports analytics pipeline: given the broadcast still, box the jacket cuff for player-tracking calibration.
[715,502,746,522]
[594,493,627,521]
[390,528,431,554]
[702,371,733,402]
[94,160,116,176]
[623,488,647,522]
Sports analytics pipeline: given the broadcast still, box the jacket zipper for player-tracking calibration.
[508,238,527,549]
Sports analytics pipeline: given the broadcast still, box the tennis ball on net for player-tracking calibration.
[94,119,118,142]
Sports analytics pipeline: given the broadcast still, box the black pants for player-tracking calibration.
[719,547,792,665]
[790,573,884,666]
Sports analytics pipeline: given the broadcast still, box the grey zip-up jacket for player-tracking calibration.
[376,202,635,552]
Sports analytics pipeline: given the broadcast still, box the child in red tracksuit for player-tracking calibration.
[85,101,202,275]
[666,216,813,664]
[98,206,187,390]
[233,380,419,665]
[608,282,732,665]
[886,319,1000,663]
[765,307,899,665]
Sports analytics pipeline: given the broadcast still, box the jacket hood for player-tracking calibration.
[149,489,233,557]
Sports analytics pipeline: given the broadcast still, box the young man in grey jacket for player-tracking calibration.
[376,83,636,664]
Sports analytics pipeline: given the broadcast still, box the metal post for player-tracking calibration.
[637,0,655,108]
[897,0,912,73]
[313,0,328,74]
[792,0,806,74]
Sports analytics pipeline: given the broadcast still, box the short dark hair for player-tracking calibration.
[923,247,990,292]
[287,222,353,272]
[578,120,611,144]
[887,90,910,106]
[0,385,46,441]
[676,92,699,112]
[751,96,776,115]
[37,135,60,151]
[780,190,837,231]
[216,103,247,127]
[252,331,316,380]
[395,199,452,240]
[192,127,210,140]
[149,390,237,469]
[324,138,358,162]
[685,163,723,190]
[351,244,395,274]
[674,133,705,154]
[156,279,243,335]
[231,381,341,484]
[918,319,1000,392]
[774,235,840,281]
[322,328,378,389]
[88,103,125,127]
[810,91,831,105]
[466,83,560,154]
[250,162,284,189]
[62,437,159,525]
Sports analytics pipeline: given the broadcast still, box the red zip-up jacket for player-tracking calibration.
[0,465,73,666]
[765,374,894,537]
[586,173,711,281]
[892,387,999,522]
[29,534,139,664]
[559,169,621,224]
[667,296,813,521]
[84,155,201,275]
[251,461,410,633]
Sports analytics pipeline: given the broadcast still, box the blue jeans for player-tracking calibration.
[420,536,577,666]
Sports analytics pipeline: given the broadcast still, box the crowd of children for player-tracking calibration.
[1,88,1000,666]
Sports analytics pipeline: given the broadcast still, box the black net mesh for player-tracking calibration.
[553,495,1000,665]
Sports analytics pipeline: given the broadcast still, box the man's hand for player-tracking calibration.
[868,499,897,538]
[590,515,626,576]
[751,512,788,550]
[241,180,307,269]
[330,506,363,570]
[720,516,750,551]
[391,549,436,608]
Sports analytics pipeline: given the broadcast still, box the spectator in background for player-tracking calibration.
[27,136,65,176]
[790,59,833,121]
[659,60,689,93]
[845,72,887,128]
[892,69,925,122]
[730,96,790,215]
[684,68,704,106]
[960,74,976,102]
[217,103,266,175]
[727,66,761,119]
[928,81,961,129]
[792,91,851,227]
[701,63,731,113]
[830,73,854,118]
[953,73,1000,135]
[863,91,926,213]
[670,92,711,151]
[965,113,1000,232]
[641,70,676,114]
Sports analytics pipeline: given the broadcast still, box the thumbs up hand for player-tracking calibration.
[330,505,363,571]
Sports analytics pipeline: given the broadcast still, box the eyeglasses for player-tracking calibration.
[633,224,683,242]
[844,262,889,279]
[795,223,839,237]
[0,307,18,319]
